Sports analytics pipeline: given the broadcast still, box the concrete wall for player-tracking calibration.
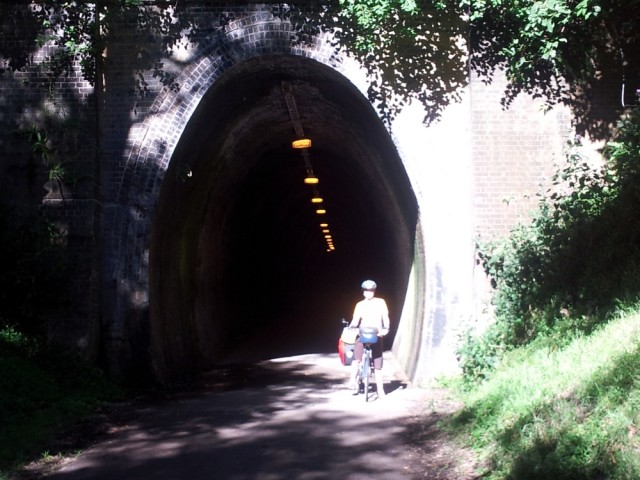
[388,74,575,384]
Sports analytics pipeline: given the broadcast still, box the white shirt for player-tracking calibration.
[351,296,389,333]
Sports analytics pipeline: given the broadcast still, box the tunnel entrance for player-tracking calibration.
[149,55,419,379]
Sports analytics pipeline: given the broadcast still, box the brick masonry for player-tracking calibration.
[0,3,598,383]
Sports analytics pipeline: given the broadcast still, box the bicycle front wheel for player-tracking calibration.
[363,352,371,402]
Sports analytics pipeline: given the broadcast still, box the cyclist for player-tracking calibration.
[348,279,390,398]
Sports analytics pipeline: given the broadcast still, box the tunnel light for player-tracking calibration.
[320,223,328,228]
[292,138,312,149]
[316,209,326,214]
[311,197,323,204]
[304,174,319,185]
[304,167,319,185]
[322,229,330,233]
[324,235,332,239]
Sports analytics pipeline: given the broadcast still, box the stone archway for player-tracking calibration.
[106,9,423,383]
[149,54,419,381]
[0,2,588,387]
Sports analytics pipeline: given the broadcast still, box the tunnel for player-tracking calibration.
[148,54,419,380]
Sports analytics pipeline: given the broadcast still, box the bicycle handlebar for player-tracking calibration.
[340,318,388,336]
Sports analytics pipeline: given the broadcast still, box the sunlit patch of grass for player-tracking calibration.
[444,307,640,480]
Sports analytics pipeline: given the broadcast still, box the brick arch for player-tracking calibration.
[113,10,358,264]
[106,7,413,381]
[119,11,352,196]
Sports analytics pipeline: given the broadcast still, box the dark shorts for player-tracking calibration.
[353,337,384,370]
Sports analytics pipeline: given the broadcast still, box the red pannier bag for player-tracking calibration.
[338,338,356,365]
[338,327,357,366]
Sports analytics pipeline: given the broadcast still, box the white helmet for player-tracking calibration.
[361,279,377,291]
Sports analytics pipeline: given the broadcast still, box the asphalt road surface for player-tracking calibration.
[33,352,471,480]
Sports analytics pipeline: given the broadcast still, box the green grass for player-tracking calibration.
[0,327,122,479]
[445,307,640,480]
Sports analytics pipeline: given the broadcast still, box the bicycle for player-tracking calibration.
[356,326,379,402]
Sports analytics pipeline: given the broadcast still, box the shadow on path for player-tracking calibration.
[18,353,478,480]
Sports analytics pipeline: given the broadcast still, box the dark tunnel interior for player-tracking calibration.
[150,55,419,376]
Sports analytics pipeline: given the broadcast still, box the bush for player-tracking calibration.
[0,326,121,472]
[460,108,640,383]
[0,208,68,338]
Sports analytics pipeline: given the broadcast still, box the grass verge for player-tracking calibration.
[0,327,122,480]
[444,307,640,480]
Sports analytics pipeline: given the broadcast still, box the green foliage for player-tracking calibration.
[0,207,68,337]
[446,309,640,479]
[457,324,506,382]
[462,0,639,110]
[13,1,179,94]
[4,0,637,127]
[0,334,122,474]
[288,0,639,123]
[25,125,71,188]
[459,107,640,383]
[275,0,468,124]
[19,110,94,194]
[278,0,639,123]
[0,326,39,358]
[35,2,95,80]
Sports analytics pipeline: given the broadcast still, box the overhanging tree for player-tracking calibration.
[2,1,637,129]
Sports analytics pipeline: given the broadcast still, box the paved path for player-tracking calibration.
[37,353,449,480]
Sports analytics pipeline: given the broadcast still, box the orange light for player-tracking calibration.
[311,197,323,204]
[292,138,312,149]
[322,229,330,233]
[316,209,326,214]
[320,223,328,228]
[304,175,319,185]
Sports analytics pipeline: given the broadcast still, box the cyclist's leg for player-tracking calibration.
[372,340,386,397]
[363,349,371,400]
[349,340,364,391]
[374,366,385,397]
